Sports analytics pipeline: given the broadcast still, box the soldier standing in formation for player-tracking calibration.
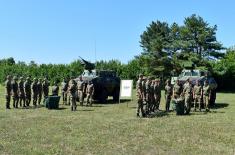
[11,76,19,108]
[37,78,43,105]
[69,79,77,111]
[173,79,182,99]
[42,78,49,102]
[153,79,161,111]
[193,80,203,111]
[61,78,68,105]
[136,74,144,117]
[32,78,38,107]
[165,80,172,112]
[5,75,12,109]
[77,76,85,106]
[86,81,94,106]
[145,77,151,114]
[203,80,211,112]
[183,78,192,114]
[24,77,31,107]
[18,77,26,107]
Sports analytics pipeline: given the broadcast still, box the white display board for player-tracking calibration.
[119,80,133,102]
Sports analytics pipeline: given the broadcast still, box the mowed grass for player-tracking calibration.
[0,85,235,155]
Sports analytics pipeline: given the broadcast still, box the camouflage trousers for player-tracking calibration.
[33,94,37,106]
[12,94,19,108]
[78,90,84,106]
[38,93,42,105]
[86,94,93,106]
[203,95,210,111]
[194,95,201,111]
[136,96,144,117]
[165,95,171,112]
[62,91,67,104]
[5,95,11,109]
[154,94,161,111]
[25,94,31,106]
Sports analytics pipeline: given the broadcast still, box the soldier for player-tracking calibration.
[11,76,19,108]
[154,79,161,111]
[52,81,59,96]
[69,79,77,111]
[183,78,192,114]
[149,79,155,112]
[5,75,12,109]
[145,77,151,114]
[32,78,38,107]
[86,81,94,106]
[18,77,26,107]
[203,80,211,112]
[173,79,182,99]
[165,79,172,112]
[61,78,68,104]
[141,76,146,103]
[136,74,145,117]
[42,78,49,102]
[193,80,203,111]
[77,76,85,106]
[37,78,43,105]
[24,77,31,107]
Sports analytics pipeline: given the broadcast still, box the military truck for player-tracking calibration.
[75,58,120,103]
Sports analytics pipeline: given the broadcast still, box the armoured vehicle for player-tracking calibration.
[75,57,120,103]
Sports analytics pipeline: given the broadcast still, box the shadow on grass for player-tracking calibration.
[211,103,229,109]
[78,109,94,112]
[147,110,169,118]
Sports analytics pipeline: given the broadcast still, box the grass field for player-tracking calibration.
[0,85,235,155]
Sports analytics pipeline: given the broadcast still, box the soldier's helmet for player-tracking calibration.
[138,74,143,78]
[26,77,30,81]
[6,75,11,80]
[33,78,38,82]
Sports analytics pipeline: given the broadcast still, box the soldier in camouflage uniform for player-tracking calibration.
[145,77,151,114]
[77,76,85,106]
[24,77,31,107]
[52,81,59,96]
[141,77,146,104]
[183,78,192,114]
[18,77,26,107]
[42,78,49,102]
[173,80,182,99]
[149,79,155,112]
[203,80,211,112]
[193,80,203,111]
[136,74,145,117]
[69,79,77,111]
[32,78,38,107]
[153,79,161,111]
[37,78,43,105]
[61,78,68,105]
[5,75,12,109]
[165,79,172,112]
[86,81,94,106]
[11,76,19,108]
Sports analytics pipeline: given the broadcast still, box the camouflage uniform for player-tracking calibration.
[24,77,31,106]
[136,75,144,117]
[153,79,161,111]
[193,81,202,111]
[145,78,151,114]
[11,76,19,108]
[149,80,155,112]
[173,81,182,99]
[42,78,49,102]
[165,80,172,112]
[77,77,85,106]
[37,79,43,105]
[5,76,12,109]
[69,79,77,111]
[183,80,192,114]
[61,79,68,104]
[203,81,211,112]
[86,81,94,106]
[32,78,38,106]
[52,82,59,96]
[141,77,146,103]
[18,77,26,107]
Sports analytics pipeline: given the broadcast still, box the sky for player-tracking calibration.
[0,0,235,64]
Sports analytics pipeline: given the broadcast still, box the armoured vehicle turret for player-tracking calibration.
[75,57,120,103]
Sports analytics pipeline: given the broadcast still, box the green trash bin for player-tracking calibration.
[175,98,185,115]
[44,96,60,109]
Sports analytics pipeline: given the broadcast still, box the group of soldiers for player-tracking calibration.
[136,74,214,117]
[61,76,94,111]
[4,75,94,111]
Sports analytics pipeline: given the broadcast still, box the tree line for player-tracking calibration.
[0,14,235,91]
